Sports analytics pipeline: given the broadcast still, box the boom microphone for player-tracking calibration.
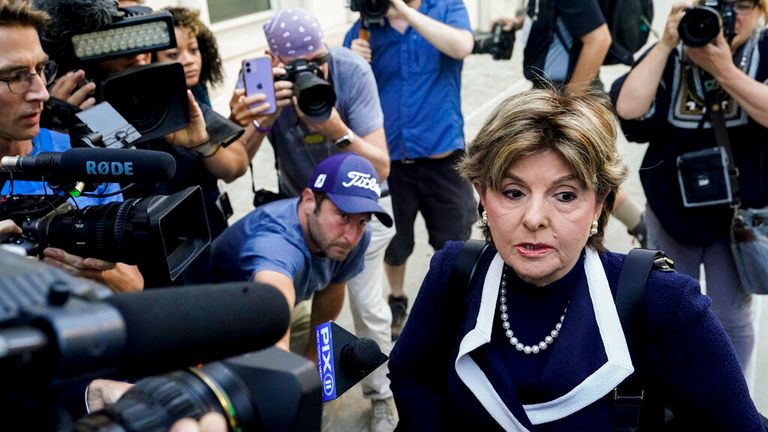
[0,148,176,183]
[0,281,290,382]
[315,321,388,402]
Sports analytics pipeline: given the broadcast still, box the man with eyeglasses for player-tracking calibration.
[227,8,398,431]
[0,0,143,292]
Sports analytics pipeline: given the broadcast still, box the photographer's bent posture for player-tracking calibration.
[389,87,766,430]
[228,9,397,430]
[612,0,768,373]
[210,153,392,361]
[0,0,142,292]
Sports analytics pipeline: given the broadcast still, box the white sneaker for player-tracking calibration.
[370,397,398,432]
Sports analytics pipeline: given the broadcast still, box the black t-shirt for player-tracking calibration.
[523,0,606,84]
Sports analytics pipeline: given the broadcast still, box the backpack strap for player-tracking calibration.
[449,239,491,297]
[613,248,674,432]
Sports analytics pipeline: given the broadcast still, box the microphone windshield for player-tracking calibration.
[341,338,384,374]
[105,282,289,377]
[59,148,176,182]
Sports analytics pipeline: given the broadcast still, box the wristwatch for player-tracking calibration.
[333,129,355,150]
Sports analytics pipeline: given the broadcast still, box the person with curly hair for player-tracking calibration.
[154,6,223,108]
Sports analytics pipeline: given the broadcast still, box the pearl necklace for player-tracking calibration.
[498,265,568,355]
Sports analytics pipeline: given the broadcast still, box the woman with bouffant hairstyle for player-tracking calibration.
[388,87,765,430]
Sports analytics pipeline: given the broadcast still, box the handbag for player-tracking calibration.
[676,146,734,207]
[702,85,768,295]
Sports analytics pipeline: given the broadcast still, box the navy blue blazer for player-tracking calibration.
[389,241,764,431]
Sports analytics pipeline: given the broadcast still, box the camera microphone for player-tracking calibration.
[0,281,290,381]
[315,321,388,402]
[0,148,176,183]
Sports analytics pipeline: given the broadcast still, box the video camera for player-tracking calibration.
[36,0,243,147]
[350,0,389,26]
[678,0,738,47]
[0,148,210,281]
[0,249,322,430]
[278,59,337,121]
[473,23,515,61]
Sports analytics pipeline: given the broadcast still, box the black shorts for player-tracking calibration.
[384,151,477,266]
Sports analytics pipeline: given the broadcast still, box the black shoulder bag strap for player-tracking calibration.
[613,248,674,432]
[449,239,491,297]
[702,77,741,205]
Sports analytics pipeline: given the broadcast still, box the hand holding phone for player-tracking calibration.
[240,57,276,115]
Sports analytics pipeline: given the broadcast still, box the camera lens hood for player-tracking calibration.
[678,6,722,47]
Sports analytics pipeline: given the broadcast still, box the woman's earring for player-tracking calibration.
[481,210,489,225]
[590,220,599,236]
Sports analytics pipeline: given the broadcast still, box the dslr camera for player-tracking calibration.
[678,0,740,47]
[473,23,515,61]
[278,59,337,120]
[350,0,389,26]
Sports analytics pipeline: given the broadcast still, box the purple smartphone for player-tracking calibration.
[240,56,276,115]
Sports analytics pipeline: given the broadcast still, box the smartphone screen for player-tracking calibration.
[240,56,276,115]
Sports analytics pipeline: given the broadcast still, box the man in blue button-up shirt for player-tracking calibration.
[344,0,478,346]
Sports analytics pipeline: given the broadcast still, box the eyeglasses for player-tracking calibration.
[733,1,759,13]
[0,60,58,95]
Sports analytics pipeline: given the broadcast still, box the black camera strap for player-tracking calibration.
[702,84,741,206]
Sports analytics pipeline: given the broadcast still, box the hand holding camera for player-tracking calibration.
[350,38,373,63]
[164,90,210,148]
[48,69,97,110]
[660,2,692,51]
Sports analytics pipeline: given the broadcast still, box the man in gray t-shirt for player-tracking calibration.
[229,8,398,430]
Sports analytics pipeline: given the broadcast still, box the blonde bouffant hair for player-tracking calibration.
[458,87,628,250]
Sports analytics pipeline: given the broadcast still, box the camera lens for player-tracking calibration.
[75,368,246,432]
[42,187,210,280]
[363,0,389,18]
[292,70,336,120]
[678,6,722,47]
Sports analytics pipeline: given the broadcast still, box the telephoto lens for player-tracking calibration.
[75,348,322,432]
[678,6,723,47]
[279,60,336,120]
[350,0,389,21]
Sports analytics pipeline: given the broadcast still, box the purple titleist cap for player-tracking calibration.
[263,8,325,58]
[309,153,393,227]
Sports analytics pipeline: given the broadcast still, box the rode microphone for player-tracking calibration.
[0,281,290,383]
[315,321,387,401]
[0,148,176,183]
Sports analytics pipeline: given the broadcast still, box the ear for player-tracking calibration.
[592,201,604,222]
[300,188,316,211]
[265,50,280,67]
[473,181,486,207]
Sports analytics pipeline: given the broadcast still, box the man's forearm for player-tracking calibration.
[400,6,474,59]
[568,24,611,93]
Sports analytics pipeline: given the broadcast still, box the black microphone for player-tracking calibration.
[0,148,176,183]
[315,321,388,402]
[0,281,290,382]
[104,282,290,377]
